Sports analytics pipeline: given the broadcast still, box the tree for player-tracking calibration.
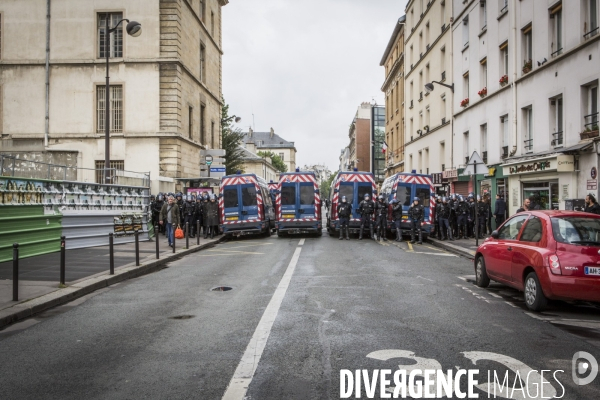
[319,172,337,200]
[256,151,288,173]
[221,99,246,175]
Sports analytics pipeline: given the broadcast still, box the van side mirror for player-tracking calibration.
[334,189,339,193]
[315,189,320,194]
[491,230,499,239]
[391,190,397,194]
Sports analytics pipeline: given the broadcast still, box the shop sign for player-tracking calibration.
[442,169,458,179]
[432,173,443,185]
[587,180,597,190]
[556,155,575,172]
[508,161,551,174]
[485,167,496,177]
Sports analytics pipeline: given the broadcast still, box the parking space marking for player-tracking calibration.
[412,252,457,257]
[406,241,413,251]
[505,301,518,308]
[220,243,274,250]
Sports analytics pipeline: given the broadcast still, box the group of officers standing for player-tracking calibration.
[149,192,220,240]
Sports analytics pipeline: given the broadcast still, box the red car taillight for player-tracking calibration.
[549,254,562,275]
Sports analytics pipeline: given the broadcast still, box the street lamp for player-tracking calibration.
[424,81,454,94]
[104,17,142,184]
[221,115,242,125]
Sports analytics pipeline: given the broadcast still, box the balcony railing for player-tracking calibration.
[465,156,470,165]
[441,23,446,32]
[419,92,423,101]
[441,117,446,125]
[410,100,414,108]
[482,151,488,164]
[524,138,533,152]
[584,112,599,129]
[584,27,599,40]
[500,4,508,14]
[441,71,446,81]
[441,164,445,171]
[551,131,564,147]
[502,146,509,158]
[551,47,563,58]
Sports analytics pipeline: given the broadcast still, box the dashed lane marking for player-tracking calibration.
[298,239,305,246]
[412,252,457,257]
[206,249,265,255]
[220,243,274,250]
[406,241,413,251]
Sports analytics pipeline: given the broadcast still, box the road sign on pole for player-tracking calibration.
[205,155,213,166]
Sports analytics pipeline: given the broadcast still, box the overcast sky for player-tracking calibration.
[222,0,408,172]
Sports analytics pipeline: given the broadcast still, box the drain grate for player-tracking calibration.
[211,286,233,292]
[170,315,195,320]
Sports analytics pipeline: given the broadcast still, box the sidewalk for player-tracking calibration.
[0,233,224,329]
[426,236,482,259]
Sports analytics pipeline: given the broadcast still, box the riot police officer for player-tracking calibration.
[205,194,219,239]
[194,194,203,236]
[467,194,475,238]
[435,196,443,240]
[337,195,352,240]
[449,194,458,237]
[152,193,165,234]
[202,192,210,238]
[182,194,196,238]
[408,197,424,244]
[477,195,489,239]
[358,193,375,240]
[374,195,388,242]
[456,196,469,239]
[391,198,403,242]
[439,197,454,241]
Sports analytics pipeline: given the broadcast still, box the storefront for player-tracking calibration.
[502,154,576,215]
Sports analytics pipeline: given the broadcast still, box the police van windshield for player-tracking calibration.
[396,185,411,206]
[357,185,372,203]
[416,187,430,207]
[241,186,257,206]
[339,185,353,205]
[223,188,238,208]
[281,186,295,206]
[300,186,315,205]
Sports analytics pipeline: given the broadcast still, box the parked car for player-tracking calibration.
[474,210,600,311]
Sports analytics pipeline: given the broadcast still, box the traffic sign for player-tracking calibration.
[210,167,226,173]
[205,155,213,166]
[461,151,488,176]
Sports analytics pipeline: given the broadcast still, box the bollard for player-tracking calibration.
[109,233,115,275]
[60,236,66,285]
[13,243,19,301]
[197,220,200,246]
[155,228,160,259]
[185,222,189,249]
[172,227,176,254]
[135,230,140,266]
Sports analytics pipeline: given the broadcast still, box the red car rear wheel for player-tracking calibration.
[524,272,548,311]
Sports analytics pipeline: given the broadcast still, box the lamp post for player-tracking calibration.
[104,16,142,184]
[424,81,454,93]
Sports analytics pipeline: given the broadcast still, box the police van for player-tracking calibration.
[219,173,275,237]
[380,171,434,237]
[275,171,322,236]
[326,170,377,236]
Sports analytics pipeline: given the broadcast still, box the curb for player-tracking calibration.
[0,237,226,330]
[426,237,477,259]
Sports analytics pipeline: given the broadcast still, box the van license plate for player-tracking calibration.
[283,215,295,219]
[402,216,408,219]
[226,217,238,221]
[584,267,600,276]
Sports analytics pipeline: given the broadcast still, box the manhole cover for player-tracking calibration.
[170,315,195,320]
[211,286,233,292]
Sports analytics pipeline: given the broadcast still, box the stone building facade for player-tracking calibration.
[0,0,228,193]
[241,128,297,173]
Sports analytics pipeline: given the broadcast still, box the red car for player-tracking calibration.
[474,210,600,311]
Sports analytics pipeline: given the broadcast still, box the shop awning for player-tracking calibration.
[558,142,594,153]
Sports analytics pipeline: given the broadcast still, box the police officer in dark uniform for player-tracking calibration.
[456,195,469,239]
[435,196,443,240]
[391,198,403,242]
[439,197,454,241]
[467,194,475,238]
[374,195,388,242]
[152,193,165,234]
[194,194,203,235]
[358,193,375,240]
[477,195,489,239]
[182,194,196,238]
[202,192,210,238]
[337,195,352,240]
[449,194,457,238]
[408,197,424,244]
[175,192,184,223]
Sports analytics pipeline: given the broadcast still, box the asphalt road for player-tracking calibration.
[0,231,599,399]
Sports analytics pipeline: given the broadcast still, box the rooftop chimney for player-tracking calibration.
[270,127,274,138]
[249,127,253,138]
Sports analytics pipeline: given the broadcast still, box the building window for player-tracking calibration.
[441,95,446,124]
[463,71,470,100]
[211,11,215,36]
[279,153,285,161]
[480,58,488,89]
[200,44,206,82]
[480,124,487,163]
[188,106,194,139]
[199,0,206,21]
[0,13,2,60]
[425,106,430,127]
[501,115,509,157]
[522,26,532,70]
[499,0,508,14]
[550,5,563,57]
[585,0,599,39]
[98,13,123,58]
[95,160,124,184]
[441,47,446,80]
[441,1,446,27]
[200,104,206,144]
[96,85,123,133]
[481,0,487,30]
[584,85,599,130]
[425,22,430,49]
[500,43,509,76]
[440,142,445,171]
[523,106,533,152]
[551,96,563,146]
[463,132,470,165]
[462,17,469,47]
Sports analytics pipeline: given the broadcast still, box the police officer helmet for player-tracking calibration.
[378,195,384,201]
[477,195,481,201]
[459,195,464,202]
[341,196,347,203]
[413,197,420,202]
[452,194,457,200]
[150,194,156,200]
[364,193,370,199]
[157,194,163,201]
[186,194,192,201]
[442,196,447,202]
[210,194,216,201]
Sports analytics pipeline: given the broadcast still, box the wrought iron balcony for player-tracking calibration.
[584,112,599,129]
[551,131,564,147]
[482,151,487,164]
[501,146,509,158]
[523,139,533,152]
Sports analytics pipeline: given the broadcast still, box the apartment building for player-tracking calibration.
[453,0,600,215]
[380,16,406,177]
[241,128,297,173]
[404,0,454,196]
[0,0,228,193]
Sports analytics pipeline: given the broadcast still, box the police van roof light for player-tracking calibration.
[412,169,417,174]
[236,170,241,175]
[353,168,358,172]
[295,167,300,172]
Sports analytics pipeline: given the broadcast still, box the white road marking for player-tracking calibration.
[457,276,467,281]
[412,251,457,256]
[298,239,305,246]
[222,246,303,400]
[505,301,518,308]
[488,293,502,298]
